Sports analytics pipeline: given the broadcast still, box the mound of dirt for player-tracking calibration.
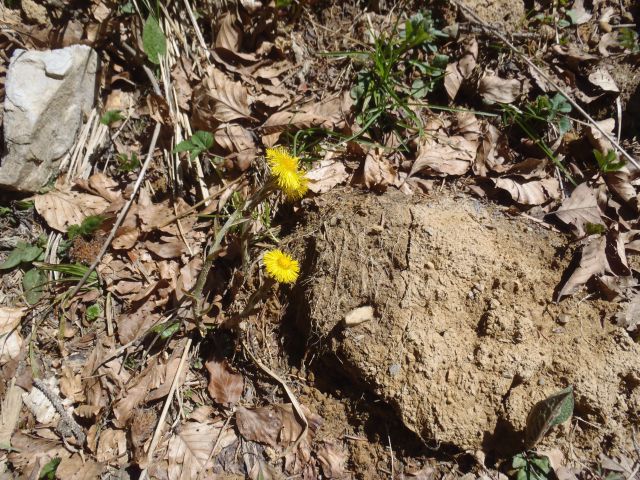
[291,188,640,457]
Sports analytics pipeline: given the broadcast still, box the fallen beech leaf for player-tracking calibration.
[205,358,244,406]
[587,118,615,154]
[557,230,629,298]
[605,170,636,207]
[145,238,188,259]
[75,172,121,202]
[615,291,640,332]
[0,307,26,365]
[96,429,127,464]
[588,69,619,93]
[598,32,618,57]
[35,189,109,233]
[362,149,397,191]
[195,68,252,124]
[55,455,103,480]
[444,37,478,100]
[492,177,560,205]
[117,302,159,345]
[479,75,523,104]
[552,44,598,66]
[215,13,241,52]
[8,432,70,475]
[0,383,23,446]
[167,418,237,480]
[549,182,604,237]
[412,135,476,177]
[307,159,349,194]
[112,359,159,428]
[317,441,348,479]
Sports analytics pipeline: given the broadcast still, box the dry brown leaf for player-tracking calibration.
[205,358,244,406]
[112,358,159,428]
[317,441,348,479]
[569,0,591,24]
[75,172,121,203]
[412,135,476,177]
[615,291,640,332]
[96,429,127,464]
[59,365,85,403]
[215,13,241,52]
[307,159,349,194]
[550,182,604,237]
[552,44,598,66]
[0,383,23,446]
[145,238,188,259]
[605,170,637,208]
[55,455,103,480]
[116,302,159,345]
[492,177,560,205]
[479,75,523,104]
[444,37,478,100]
[598,32,618,57]
[8,432,70,475]
[557,230,629,298]
[147,93,172,125]
[167,418,237,480]
[362,149,397,191]
[35,188,109,233]
[587,118,616,154]
[196,68,252,124]
[0,307,25,365]
[588,69,619,93]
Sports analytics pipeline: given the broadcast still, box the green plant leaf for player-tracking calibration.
[152,321,181,340]
[0,242,43,270]
[525,385,574,447]
[39,457,61,480]
[100,110,124,126]
[191,131,214,151]
[173,139,195,153]
[23,268,47,305]
[143,16,166,65]
[86,303,102,322]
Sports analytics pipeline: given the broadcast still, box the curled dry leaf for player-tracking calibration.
[75,172,121,203]
[205,358,244,406]
[145,238,188,259]
[557,230,629,299]
[167,418,237,480]
[492,177,560,205]
[412,134,476,177]
[117,302,159,345]
[615,291,640,332]
[552,44,598,67]
[598,33,618,57]
[444,37,478,100]
[0,307,25,365]
[362,149,397,191]
[587,118,615,154]
[588,69,619,93]
[215,13,241,52]
[479,75,523,104]
[307,158,349,194]
[0,383,23,446]
[317,441,348,479]
[112,358,159,428]
[55,455,103,480]
[96,429,127,464]
[569,0,592,25]
[605,170,637,208]
[35,188,109,233]
[549,182,604,237]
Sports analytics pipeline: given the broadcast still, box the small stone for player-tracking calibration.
[388,364,401,376]
[473,283,485,292]
[552,327,565,334]
[425,261,435,270]
[538,378,546,386]
[557,314,570,325]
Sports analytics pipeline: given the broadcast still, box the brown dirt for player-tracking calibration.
[463,0,526,32]
[289,187,640,460]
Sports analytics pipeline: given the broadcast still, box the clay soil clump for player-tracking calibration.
[290,188,640,458]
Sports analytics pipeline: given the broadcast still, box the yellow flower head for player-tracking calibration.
[265,147,308,200]
[263,249,300,284]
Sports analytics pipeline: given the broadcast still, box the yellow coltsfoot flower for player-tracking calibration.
[263,249,300,284]
[265,146,308,200]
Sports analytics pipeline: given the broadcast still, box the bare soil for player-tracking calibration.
[288,188,640,460]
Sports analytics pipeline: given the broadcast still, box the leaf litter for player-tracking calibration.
[1,0,640,478]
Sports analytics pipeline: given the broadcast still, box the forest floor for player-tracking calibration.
[1,0,640,479]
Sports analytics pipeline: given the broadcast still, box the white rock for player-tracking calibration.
[0,45,98,192]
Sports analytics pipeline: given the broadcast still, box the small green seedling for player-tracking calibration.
[142,15,167,65]
[23,268,47,305]
[594,149,625,173]
[100,110,125,126]
[116,152,140,172]
[525,385,574,448]
[509,452,552,480]
[619,28,640,53]
[151,321,180,340]
[67,215,106,241]
[38,457,61,480]
[85,303,103,322]
[173,131,215,159]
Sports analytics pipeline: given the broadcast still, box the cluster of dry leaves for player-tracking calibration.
[2,0,640,478]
